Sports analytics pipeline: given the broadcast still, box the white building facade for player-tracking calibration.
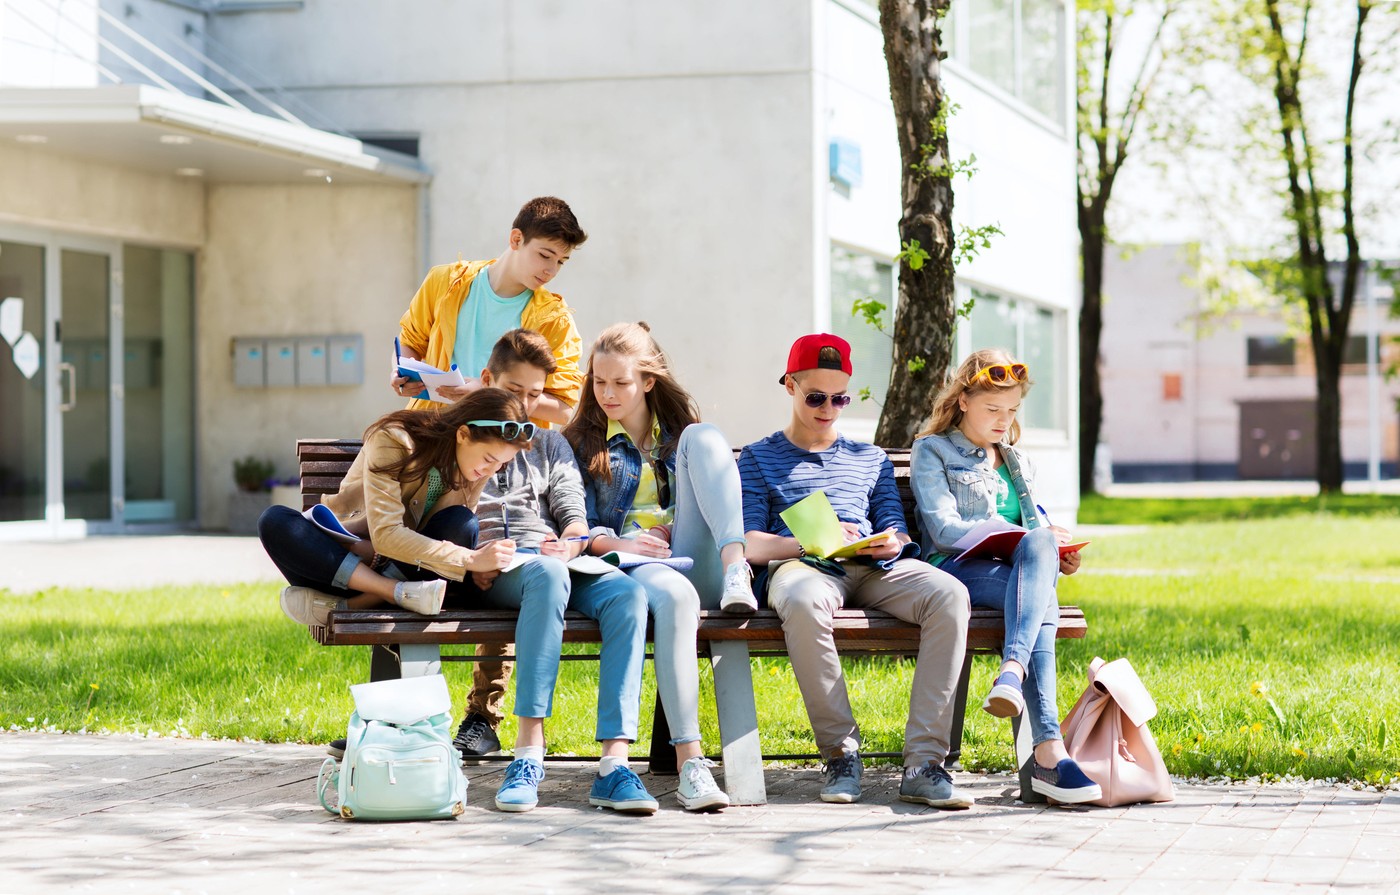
[0,0,1080,537]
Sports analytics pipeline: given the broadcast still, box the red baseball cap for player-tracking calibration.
[779,333,853,384]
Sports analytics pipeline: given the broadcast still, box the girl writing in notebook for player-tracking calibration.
[258,388,530,626]
[909,348,1099,804]
[563,321,757,811]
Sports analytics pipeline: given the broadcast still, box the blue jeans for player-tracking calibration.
[940,526,1062,745]
[473,555,648,743]
[258,504,479,595]
[624,422,747,746]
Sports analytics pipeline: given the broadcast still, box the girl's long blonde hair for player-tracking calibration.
[916,347,1032,444]
[563,321,701,483]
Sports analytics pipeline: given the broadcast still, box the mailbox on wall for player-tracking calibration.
[231,334,364,388]
[233,338,266,388]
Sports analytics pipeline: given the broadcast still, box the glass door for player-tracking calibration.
[0,239,47,524]
[0,231,122,537]
[60,247,115,523]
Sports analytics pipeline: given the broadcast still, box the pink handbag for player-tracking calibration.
[1060,657,1175,807]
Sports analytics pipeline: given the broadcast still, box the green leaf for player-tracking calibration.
[906,355,927,374]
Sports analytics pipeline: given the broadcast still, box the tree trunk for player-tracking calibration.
[1077,198,1107,494]
[875,0,957,449]
[1313,333,1344,491]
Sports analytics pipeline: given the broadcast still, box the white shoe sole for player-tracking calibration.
[494,798,537,812]
[819,790,861,804]
[898,792,974,810]
[459,749,506,766]
[677,790,730,812]
[588,797,658,814]
[981,684,1025,718]
[1030,777,1102,804]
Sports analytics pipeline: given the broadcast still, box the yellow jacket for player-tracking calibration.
[398,259,584,423]
[321,424,488,582]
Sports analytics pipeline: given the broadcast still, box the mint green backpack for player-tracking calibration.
[317,674,467,821]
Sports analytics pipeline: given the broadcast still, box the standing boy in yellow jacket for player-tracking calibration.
[390,196,587,761]
[392,196,587,426]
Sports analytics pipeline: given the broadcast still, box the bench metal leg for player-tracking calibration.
[709,641,767,805]
[946,651,974,770]
[648,693,677,775]
[368,643,442,681]
[1012,712,1044,803]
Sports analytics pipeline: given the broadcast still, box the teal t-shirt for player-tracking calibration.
[452,265,532,378]
[995,464,1022,525]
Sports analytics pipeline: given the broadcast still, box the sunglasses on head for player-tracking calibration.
[970,363,1028,385]
[467,419,537,441]
[793,382,853,409]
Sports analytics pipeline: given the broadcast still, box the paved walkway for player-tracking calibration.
[2,732,1397,894]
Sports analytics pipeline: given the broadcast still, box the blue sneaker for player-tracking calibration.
[1030,757,1103,805]
[495,758,545,812]
[588,765,659,814]
[982,670,1025,718]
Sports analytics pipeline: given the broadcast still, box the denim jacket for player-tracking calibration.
[577,426,677,543]
[909,428,1041,562]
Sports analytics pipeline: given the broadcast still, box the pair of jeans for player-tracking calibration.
[765,557,969,768]
[622,423,748,745]
[470,554,648,742]
[940,525,1062,745]
[257,504,479,595]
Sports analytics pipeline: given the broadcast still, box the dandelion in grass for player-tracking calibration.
[1250,681,1267,698]
[1195,733,1205,746]
[1238,725,1250,735]
[1172,743,1183,756]
[1250,722,1263,733]
[1291,746,1308,758]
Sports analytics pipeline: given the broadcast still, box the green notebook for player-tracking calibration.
[779,491,895,560]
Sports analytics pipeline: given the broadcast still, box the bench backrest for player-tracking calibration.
[297,439,924,543]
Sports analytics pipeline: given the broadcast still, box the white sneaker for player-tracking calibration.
[279,586,346,626]
[392,579,446,615]
[719,561,758,614]
[677,757,730,812]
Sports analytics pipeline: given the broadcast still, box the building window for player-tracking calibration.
[1246,336,1296,372]
[947,0,1066,125]
[829,245,896,419]
[1343,333,1371,369]
[964,286,1066,432]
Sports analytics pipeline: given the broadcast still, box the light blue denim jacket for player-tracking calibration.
[576,427,678,543]
[909,428,1042,562]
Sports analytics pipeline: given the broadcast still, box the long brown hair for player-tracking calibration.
[366,388,533,501]
[563,321,700,484]
[917,347,1033,444]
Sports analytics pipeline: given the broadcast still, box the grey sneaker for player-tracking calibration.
[820,751,863,803]
[899,761,973,810]
[392,579,446,615]
[452,712,504,764]
[719,561,758,614]
[677,757,730,812]
[279,586,346,626]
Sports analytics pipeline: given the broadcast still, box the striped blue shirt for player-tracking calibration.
[738,431,908,538]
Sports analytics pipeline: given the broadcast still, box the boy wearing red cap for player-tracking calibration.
[737,334,973,808]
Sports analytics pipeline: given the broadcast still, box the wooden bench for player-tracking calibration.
[297,438,1088,806]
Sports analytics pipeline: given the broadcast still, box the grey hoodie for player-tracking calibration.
[473,429,588,549]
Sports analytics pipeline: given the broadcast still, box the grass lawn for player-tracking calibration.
[2,514,1398,784]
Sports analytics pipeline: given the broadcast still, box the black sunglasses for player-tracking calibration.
[467,419,537,441]
[794,383,853,409]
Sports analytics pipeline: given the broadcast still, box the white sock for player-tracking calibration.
[598,755,627,777]
[516,745,544,764]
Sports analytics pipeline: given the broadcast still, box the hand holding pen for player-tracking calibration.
[627,520,672,558]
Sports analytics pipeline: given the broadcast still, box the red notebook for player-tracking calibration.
[950,519,1088,563]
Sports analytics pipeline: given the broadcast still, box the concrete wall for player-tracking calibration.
[0,142,204,246]
[197,182,418,528]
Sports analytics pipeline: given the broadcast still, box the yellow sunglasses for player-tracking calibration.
[970,363,1028,385]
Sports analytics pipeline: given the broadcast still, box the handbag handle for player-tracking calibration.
[317,757,340,814]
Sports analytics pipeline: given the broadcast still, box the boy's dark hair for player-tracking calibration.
[487,329,558,376]
[513,196,588,248]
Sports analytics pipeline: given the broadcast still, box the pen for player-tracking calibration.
[1036,504,1052,526]
[561,535,591,542]
[501,507,511,542]
[394,336,401,365]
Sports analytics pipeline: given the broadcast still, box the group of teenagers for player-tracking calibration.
[258,197,1103,817]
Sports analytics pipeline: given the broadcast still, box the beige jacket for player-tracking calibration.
[321,425,487,581]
